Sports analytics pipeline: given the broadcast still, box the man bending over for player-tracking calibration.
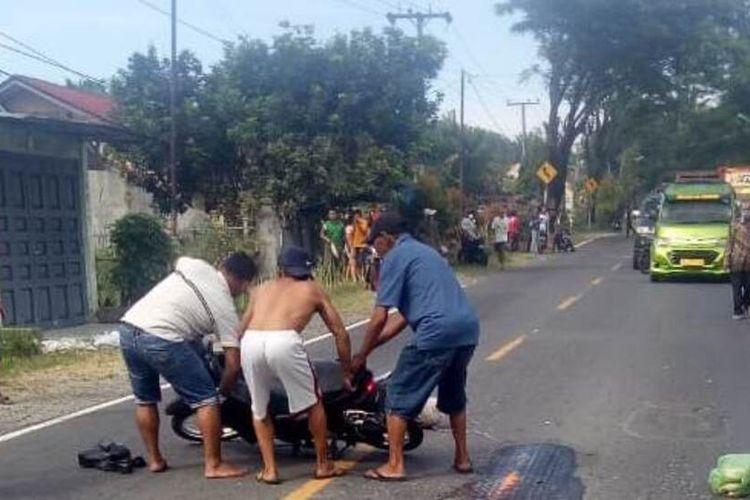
[238,246,353,485]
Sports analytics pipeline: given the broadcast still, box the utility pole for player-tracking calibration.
[386,9,452,39]
[459,69,466,214]
[507,99,540,163]
[169,0,178,235]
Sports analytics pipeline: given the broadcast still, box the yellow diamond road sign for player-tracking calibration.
[585,177,599,193]
[536,162,558,185]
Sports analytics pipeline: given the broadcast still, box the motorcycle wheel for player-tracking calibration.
[171,413,239,443]
[638,252,650,275]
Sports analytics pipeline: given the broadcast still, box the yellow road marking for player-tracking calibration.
[486,335,526,362]
[591,277,603,286]
[557,295,580,311]
[282,456,366,500]
[490,471,522,496]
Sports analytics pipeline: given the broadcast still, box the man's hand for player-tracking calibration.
[351,352,368,375]
[342,368,355,392]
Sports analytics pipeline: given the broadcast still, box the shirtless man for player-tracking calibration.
[238,246,353,485]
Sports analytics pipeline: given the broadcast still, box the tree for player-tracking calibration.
[110,46,207,212]
[206,26,446,219]
[496,0,750,208]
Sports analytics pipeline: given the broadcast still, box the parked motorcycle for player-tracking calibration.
[458,236,489,266]
[166,346,423,458]
[553,230,576,253]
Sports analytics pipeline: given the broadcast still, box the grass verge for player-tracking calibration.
[326,281,375,317]
[1,349,124,382]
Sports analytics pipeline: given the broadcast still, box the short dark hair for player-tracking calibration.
[222,252,257,281]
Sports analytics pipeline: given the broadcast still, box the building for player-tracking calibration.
[0,111,130,327]
[0,75,155,250]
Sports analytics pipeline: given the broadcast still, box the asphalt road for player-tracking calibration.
[1,235,747,499]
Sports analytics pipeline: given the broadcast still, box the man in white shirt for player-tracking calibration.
[491,210,510,267]
[119,253,256,479]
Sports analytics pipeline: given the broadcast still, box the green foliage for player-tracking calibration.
[415,119,520,201]
[111,27,446,219]
[95,249,120,309]
[0,328,42,359]
[111,46,208,211]
[178,226,257,267]
[497,0,750,206]
[110,214,174,304]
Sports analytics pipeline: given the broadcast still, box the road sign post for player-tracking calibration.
[537,162,558,208]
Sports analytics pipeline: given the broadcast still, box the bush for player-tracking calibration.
[0,327,42,359]
[95,249,121,309]
[111,214,175,304]
[178,226,257,267]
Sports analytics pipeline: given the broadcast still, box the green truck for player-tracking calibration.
[650,182,734,281]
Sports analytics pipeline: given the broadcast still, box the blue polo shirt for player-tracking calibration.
[376,234,480,350]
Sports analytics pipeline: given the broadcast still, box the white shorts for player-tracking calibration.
[240,330,320,420]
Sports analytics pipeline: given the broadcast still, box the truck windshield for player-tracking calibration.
[660,201,731,224]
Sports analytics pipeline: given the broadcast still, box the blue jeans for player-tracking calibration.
[386,344,475,419]
[118,324,219,409]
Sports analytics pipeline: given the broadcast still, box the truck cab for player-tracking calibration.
[650,182,733,281]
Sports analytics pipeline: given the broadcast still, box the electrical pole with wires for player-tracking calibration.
[169,0,178,235]
[386,9,452,39]
[507,99,539,163]
[460,69,466,214]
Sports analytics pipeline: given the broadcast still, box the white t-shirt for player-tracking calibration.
[539,214,550,233]
[121,257,240,348]
[491,216,509,243]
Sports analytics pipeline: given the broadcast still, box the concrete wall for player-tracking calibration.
[88,169,154,246]
[255,204,283,278]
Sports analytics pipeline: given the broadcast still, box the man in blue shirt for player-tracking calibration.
[352,213,480,482]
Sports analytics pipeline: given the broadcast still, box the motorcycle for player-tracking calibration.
[553,230,576,253]
[458,236,489,266]
[165,345,423,459]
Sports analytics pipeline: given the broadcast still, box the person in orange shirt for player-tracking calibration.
[352,210,371,276]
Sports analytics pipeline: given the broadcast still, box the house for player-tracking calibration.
[0,111,130,327]
[0,75,155,249]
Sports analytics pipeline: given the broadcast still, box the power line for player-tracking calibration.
[330,0,385,17]
[0,43,103,83]
[468,77,509,136]
[0,68,11,77]
[448,25,486,74]
[0,32,57,65]
[135,0,231,45]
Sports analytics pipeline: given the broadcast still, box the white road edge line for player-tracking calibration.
[575,233,613,249]
[0,312,395,445]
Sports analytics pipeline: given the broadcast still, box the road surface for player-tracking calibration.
[1,236,747,499]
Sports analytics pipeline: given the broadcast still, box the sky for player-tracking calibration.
[1,0,547,137]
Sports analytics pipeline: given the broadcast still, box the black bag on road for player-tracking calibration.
[77,441,146,474]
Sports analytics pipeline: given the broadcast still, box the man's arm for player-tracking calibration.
[374,311,408,349]
[219,347,241,397]
[316,285,352,376]
[352,306,389,372]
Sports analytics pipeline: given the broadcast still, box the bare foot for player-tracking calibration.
[205,462,249,479]
[149,459,169,473]
[314,463,347,480]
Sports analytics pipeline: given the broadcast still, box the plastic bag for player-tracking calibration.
[709,454,750,498]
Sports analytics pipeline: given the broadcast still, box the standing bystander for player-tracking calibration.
[727,203,750,319]
[352,212,480,482]
[491,210,510,268]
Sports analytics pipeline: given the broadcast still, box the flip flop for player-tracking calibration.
[363,469,407,482]
[453,463,474,474]
[256,471,282,485]
[314,468,347,480]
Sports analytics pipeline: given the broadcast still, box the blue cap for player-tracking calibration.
[278,246,314,278]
